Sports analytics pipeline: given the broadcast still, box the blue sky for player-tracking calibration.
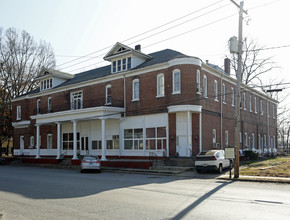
[1,0,289,102]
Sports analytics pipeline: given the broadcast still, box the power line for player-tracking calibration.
[58,0,281,73]
[56,0,227,70]
[66,11,237,73]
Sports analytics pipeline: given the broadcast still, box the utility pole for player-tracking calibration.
[230,0,247,178]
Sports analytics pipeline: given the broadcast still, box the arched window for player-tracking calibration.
[196,70,201,93]
[106,85,112,105]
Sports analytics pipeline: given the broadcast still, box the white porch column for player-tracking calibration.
[101,118,107,161]
[56,122,61,159]
[187,111,190,148]
[72,120,78,160]
[199,112,202,153]
[36,124,40,159]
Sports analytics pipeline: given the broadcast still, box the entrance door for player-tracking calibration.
[20,136,24,155]
[81,137,89,155]
[176,112,192,157]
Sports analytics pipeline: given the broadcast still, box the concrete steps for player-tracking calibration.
[150,157,195,173]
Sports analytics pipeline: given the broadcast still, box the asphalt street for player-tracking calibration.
[0,166,290,220]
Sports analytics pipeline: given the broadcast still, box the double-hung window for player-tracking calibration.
[214,80,218,101]
[37,99,41,114]
[48,97,52,113]
[249,95,252,112]
[112,61,116,73]
[231,87,235,106]
[132,79,139,101]
[222,83,226,103]
[157,74,165,97]
[196,70,201,94]
[260,99,263,115]
[172,69,181,94]
[225,131,229,147]
[71,91,83,110]
[17,106,21,120]
[122,58,127,71]
[243,92,246,110]
[203,75,207,97]
[254,96,257,113]
[213,129,217,148]
[106,85,112,105]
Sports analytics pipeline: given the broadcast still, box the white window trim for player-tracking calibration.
[156,73,165,98]
[225,130,229,147]
[71,90,83,110]
[249,95,252,112]
[47,134,52,149]
[132,79,140,101]
[243,92,246,110]
[273,104,276,119]
[260,99,263,115]
[37,99,41,114]
[172,69,181,95]
[196,70,201,94]
[203,75,208,98]
[213,129,216,144]
[222,83,226,104]
[106,84,112,105]
[231,87,235,107]
[30,136,34,148]
[48,97,52,112]
[214,80,218,102]
[17,106,21,120]
[254,96,257,113]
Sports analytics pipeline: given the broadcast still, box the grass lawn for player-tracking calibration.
[240,156,290,178]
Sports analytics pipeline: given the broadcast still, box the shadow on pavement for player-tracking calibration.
[171,180,232,219]
[0,165,195,200]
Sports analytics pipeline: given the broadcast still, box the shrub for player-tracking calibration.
[244,150,259,161]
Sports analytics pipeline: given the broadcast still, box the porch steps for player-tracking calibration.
[58,158,75,168]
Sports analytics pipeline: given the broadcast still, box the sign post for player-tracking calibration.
[225,147,235,179]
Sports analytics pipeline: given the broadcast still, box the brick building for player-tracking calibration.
[11,42,278,161]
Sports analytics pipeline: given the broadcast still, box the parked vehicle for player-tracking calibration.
[195,150,232,174]
[0,157,6,165]
[80,156,101,173]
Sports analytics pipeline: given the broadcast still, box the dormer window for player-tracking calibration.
[112,57,132,73]
[40,78,52,91]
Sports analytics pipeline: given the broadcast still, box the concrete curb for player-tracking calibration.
[217,174,290,184]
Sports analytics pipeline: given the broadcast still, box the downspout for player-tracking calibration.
[220,75,223,150]
[123,75,126,118]
[267,99,270,153]
[118,75,127,158]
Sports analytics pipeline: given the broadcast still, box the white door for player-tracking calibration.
[20,136,24,155]
[176,112,192,157]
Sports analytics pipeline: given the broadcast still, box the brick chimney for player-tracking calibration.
[135,44,141,52]
[224,58,231,75]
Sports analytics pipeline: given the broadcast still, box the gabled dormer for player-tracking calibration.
[104,42,152,74]
[36,67,74,91]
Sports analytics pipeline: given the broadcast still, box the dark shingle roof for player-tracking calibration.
[19,48,191,97]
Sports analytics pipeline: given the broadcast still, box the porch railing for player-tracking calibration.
[33,98,124,115]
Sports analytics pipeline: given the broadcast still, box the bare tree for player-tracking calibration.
[0,27,55,99]
[229,38,278,86]
[0,27,56,155]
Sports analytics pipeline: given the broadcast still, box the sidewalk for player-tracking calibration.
[217,171,290,184]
